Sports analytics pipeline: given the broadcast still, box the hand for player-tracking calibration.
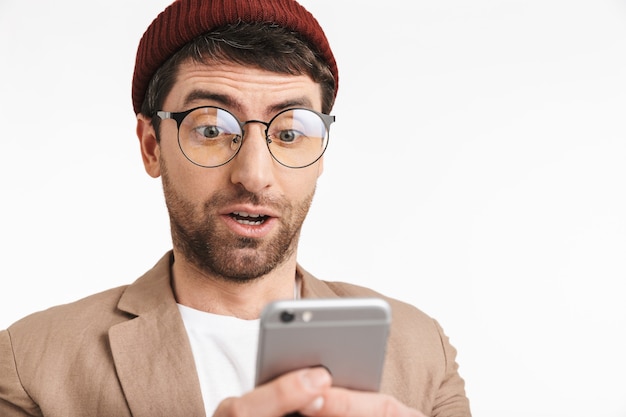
[300,387,428,417]
[213,367,331,417]
[212,367,427,417]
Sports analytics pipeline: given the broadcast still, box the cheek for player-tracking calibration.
[169,163,228,200]
[280,165,321,198]
[160,144,212,199]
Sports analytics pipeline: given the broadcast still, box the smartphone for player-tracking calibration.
[255,297,391,392]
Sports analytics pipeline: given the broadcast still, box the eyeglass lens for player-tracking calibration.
[178,107,329,168]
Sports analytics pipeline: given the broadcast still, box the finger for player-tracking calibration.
[213,367,332,417]
[301,388,428,417]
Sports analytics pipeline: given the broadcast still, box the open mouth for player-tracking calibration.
[230,211,269,226]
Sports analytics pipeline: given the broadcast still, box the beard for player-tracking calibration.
[161,163,314,283]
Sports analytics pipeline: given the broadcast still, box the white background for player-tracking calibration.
[1,1,625,416]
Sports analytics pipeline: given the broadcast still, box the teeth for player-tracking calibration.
[238,219,263,225]
[233,211,261,218]
[232,211,265,225]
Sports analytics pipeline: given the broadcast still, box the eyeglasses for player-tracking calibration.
[156,106,335,168]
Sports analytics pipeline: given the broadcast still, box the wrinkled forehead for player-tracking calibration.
[164,60,324,116]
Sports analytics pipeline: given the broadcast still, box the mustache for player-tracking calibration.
[204,187,285,211]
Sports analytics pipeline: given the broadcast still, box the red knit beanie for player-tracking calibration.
[131,0,338,115]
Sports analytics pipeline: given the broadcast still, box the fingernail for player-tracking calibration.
[301,368,330,390]
[301,396,325,414]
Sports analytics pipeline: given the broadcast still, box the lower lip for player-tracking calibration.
[222,214,276,238]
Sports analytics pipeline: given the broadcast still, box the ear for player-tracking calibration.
[136,114,161,178]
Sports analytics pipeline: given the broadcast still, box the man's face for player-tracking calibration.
[140,60,325,282]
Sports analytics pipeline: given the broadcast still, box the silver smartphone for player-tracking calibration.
[255,297,391,392]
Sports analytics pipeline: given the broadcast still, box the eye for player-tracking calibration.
[277,129,303,143]
[195,125,223,139]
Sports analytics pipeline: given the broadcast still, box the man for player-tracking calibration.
[0,0,471,416]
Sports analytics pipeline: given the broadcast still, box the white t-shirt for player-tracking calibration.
[177,304,260,415]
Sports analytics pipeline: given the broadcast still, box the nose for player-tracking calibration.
[229,122,275,193]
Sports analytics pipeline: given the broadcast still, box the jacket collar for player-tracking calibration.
[298,265,339,299]
[107,252,338,417]
[109,251,206,417]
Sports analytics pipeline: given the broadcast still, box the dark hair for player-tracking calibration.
[141,21,336,136]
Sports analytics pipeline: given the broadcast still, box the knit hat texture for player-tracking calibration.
[132,0,338,114]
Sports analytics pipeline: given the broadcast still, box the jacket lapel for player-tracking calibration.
[298,265,343,299]
[109,252,205,417]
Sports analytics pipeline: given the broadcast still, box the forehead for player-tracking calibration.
[164,60,323,115]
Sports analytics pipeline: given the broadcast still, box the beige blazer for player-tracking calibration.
[0,252,471,416]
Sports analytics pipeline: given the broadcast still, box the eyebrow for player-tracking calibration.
[267,98,315,114]
[183,90,234,109]
[182,89,316,116]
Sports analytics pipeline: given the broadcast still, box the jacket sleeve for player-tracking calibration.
[431,320,472,417]
[0,330,40,417]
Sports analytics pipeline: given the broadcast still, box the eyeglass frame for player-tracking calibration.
[155,106,335,169]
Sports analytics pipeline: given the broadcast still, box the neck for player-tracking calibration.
[170,250,298,320]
